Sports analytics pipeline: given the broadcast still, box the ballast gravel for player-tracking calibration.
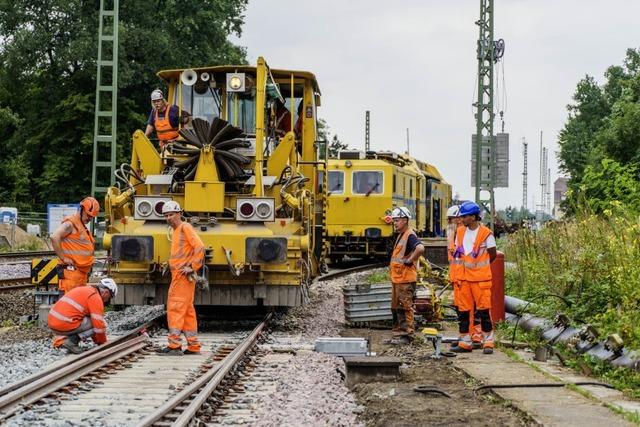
[0,263,31,280]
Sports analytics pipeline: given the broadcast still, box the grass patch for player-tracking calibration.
[366,271,389,284]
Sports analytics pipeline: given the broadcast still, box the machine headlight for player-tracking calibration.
[229,76,242,90]
[255,202,272,219]
[239,202,254,218]
[154,201,166,216]
[137,200,152,217]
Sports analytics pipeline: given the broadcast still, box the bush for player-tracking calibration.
[505,210,640,349]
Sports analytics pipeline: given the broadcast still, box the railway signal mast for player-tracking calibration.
[471,0,505,230]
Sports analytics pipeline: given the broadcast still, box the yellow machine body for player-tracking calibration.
[325,151,452,262]
[103,57,324,307]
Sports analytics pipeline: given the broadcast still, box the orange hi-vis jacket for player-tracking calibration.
[455,224,493,282]
[60,213,95,269]
[155,106,179,141]
[448,226,464,282]
[389,228,418,284]
[169,223,205,276]
[48,286,107,344]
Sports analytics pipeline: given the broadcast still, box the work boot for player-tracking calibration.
[450,344,472,353]
[61,339,84,355]
[156,347,183,356]
[183,349,201,355]
[483,347,494,355]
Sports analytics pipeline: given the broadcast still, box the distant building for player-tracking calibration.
[553,177,569,219]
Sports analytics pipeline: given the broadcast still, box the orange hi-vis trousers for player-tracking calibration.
[167,273,201,352]
[59,267,90,294]
[455,280,494,350]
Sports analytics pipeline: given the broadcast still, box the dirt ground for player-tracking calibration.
[343,328,535,427]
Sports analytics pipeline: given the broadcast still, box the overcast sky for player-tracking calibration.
[232,0,640,210]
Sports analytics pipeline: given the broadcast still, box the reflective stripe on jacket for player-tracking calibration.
[60,213,95,269]
[455,225,493,282]
[155,107,179,141]
[169,222,205,275]
[448,226,464,281]
[48,286,107,344]
[389,228,418,284]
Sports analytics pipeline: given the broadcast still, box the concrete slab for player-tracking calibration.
[451,347,633,426]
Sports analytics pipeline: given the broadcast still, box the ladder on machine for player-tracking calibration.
[91,0,119,199]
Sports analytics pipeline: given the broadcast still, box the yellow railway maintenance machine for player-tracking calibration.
[103,58,324,307]
[324,151,451,263]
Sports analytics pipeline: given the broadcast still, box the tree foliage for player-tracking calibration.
[0,0,248,210]
[559,48,640,214]
[317,118,349,158]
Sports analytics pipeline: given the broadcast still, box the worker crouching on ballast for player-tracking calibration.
[50,197,100,294]
[157,201,205,356]
[388,207,425,345]
[49,278,117,354]
[450,201,497,354]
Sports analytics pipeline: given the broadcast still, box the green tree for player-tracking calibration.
[0,0,248,210]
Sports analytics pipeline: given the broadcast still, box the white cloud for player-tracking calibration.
[232,0,640,209]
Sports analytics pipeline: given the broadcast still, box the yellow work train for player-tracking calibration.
[324,150,452,263]
[103,57,323,307]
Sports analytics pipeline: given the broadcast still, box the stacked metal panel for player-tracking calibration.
[343,283,392,323]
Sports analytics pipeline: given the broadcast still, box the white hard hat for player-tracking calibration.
[150,89,164,101]
[162,200,181,214]
[446,205,460,218]
[99,277,118,299]
[391,207,412,219]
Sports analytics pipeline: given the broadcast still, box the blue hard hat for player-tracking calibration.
[459,201,481,216]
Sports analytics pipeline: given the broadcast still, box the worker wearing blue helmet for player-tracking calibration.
[450,201,497,354]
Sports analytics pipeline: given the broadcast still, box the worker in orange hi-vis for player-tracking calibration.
[157,200,205,356]
[49,278,117,354]
[446,205,463,314]
[51,197,99,294]
[450,201,497,354]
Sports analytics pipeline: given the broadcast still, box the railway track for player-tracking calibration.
[318,261,386,282]
[0,314,273,426]
[0,276,33,292]
[0,251,55,263]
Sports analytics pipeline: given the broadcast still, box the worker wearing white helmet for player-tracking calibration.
[144,89,182,148]
[49,277,117,354]
[387,206,424,345]
[157,201,206,356]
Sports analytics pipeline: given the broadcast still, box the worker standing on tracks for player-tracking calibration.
[51,197,99,294]
[388,207,425,345]
[49,278,117,354]
[158,201,205,356]
[144,89,181,148]
[450,201,497,354]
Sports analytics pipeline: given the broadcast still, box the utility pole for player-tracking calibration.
[472,0,504,230]
[91,0,119,199]
[522,137,528,211]
[365,110,370,152]
[406,128,410,155]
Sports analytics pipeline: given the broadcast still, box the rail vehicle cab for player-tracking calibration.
[323,150,452,262]
[102,57,324,307]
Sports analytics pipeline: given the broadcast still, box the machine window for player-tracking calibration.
[410,179,413,197]
[353,171,383,195]
[176,84,221,125]
[328,171,344,195]
[393,174,396,192]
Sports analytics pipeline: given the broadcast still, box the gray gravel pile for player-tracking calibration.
[0,263,30,279]
[274,269,379,342]
[251,351,363,427]
[0,339,65,389]
[0,290,35,324]
[105,304,164,333]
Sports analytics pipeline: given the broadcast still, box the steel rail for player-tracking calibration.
[0,279,33,292]
[0,335,149,421]
[0,251,55,260]
[0,314,164,398]
[317,262,386,282]
[137,312,271,427]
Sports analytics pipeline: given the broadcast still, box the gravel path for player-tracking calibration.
[0,263,30,280]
